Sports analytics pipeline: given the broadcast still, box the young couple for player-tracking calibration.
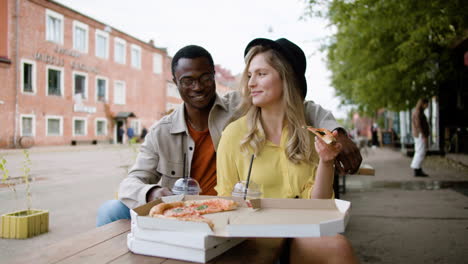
[98,38,361,263]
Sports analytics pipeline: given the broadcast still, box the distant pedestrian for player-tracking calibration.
[410,98,430,177]
[371,123,379,148]
[127,127,135,140]
[117,126,124,144]
[140,127,148,140]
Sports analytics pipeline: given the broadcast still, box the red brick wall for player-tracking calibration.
[0,0,8,58]
[0,0,169,147]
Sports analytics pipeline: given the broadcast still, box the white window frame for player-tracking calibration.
[114,37,126,64]
[131,44,141,69]
[114,80,126,105]
[21,59,37,95]
[130,119,141,135]
[153,53,162,74]
[20,114,36,137]
[95,118,108,136]
[45,115,63,136]
[95,76,109,102]
[45,9,64,44]
[72,71,88,100]
[72,117,87,137]
[95,29,109,59]
[45,65,64,97]
[72,20,89,53]
[166,82,180,98]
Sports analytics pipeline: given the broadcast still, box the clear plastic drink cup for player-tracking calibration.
[172,177,201,195]
[231,180,262,199]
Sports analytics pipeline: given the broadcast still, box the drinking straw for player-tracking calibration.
[183,153,187,179]
[183,153,188,194]
[244,154,255,200]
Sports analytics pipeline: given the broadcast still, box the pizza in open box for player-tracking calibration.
[149,198,238,229]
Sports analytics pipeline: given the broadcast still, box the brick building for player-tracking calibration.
[0,0,236,148]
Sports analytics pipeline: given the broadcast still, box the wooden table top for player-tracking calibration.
[14,219,285,264]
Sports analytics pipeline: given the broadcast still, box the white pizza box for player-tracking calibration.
[131,194,350,238]
[130,222,232,250]
[127,233,245,263]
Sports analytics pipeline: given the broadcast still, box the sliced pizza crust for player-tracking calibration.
[148,198,238,230]
[304,126,337,144]
[151,214,215,229]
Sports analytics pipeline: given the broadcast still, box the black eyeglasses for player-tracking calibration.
[178,73,215,89]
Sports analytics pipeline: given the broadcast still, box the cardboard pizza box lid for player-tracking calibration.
[131,223,231,250]
[131,195,350,238]
[127,233,245,263]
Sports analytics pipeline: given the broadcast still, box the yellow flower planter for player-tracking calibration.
[1,209,49,239]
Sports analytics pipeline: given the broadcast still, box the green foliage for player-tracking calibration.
[128,137,139,161]
[22,150,33,210]
[0,151,34,210]
[1,157,9,181]
[1,157,18,201]
[305,0,468,114]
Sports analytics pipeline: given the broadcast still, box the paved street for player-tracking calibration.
[1,145,468,263]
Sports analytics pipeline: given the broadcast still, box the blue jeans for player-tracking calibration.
[96,200,131,227]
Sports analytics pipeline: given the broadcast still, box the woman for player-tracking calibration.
[215,38,359,263]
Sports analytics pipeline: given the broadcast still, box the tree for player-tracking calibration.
[305,0,468,114]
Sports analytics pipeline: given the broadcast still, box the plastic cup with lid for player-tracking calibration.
[172,177,201,195]
[231,180,262,199]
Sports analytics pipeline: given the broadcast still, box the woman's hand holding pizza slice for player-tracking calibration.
[314,130,342,164]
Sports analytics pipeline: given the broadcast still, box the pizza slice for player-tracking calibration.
[184,198,238,214]
[149,198,238,229]
[303,126,337,144]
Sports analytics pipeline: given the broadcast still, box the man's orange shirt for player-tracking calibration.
[187,122,217,195]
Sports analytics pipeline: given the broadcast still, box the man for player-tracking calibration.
[96,45,362,224]
[410,98,430,177]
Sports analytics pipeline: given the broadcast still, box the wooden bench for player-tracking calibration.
[71,139,98,146]
[334,164,375,198]
[71,140,111,146]
[13,219,286,264]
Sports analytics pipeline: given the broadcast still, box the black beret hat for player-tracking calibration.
[244,38,307,99]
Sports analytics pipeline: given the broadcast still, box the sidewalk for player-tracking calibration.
[343,147,468,264]
[0,146,467,263]
[346,146,468,189]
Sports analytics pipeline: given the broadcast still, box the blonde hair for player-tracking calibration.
[237,46,313,164]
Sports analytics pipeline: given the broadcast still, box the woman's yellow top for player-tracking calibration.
[215,116,319,199]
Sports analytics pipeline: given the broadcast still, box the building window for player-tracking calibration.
[46,66,64,96]
[114,81,126,105]
[95,118,107,136]
[114,37,126,64]
[46,116,63,136]
[130,119,140,135]
[73,117,87,136]
[20,115,35,137]
[153,53,162,74]
[21,59,36,94]
[166,82,180,98]
[95,29,109,59]
[73,72,87,100]
[96,77,108,102]
[131,44,141,69]
[45,9,64,44]
[73,21,88,53]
